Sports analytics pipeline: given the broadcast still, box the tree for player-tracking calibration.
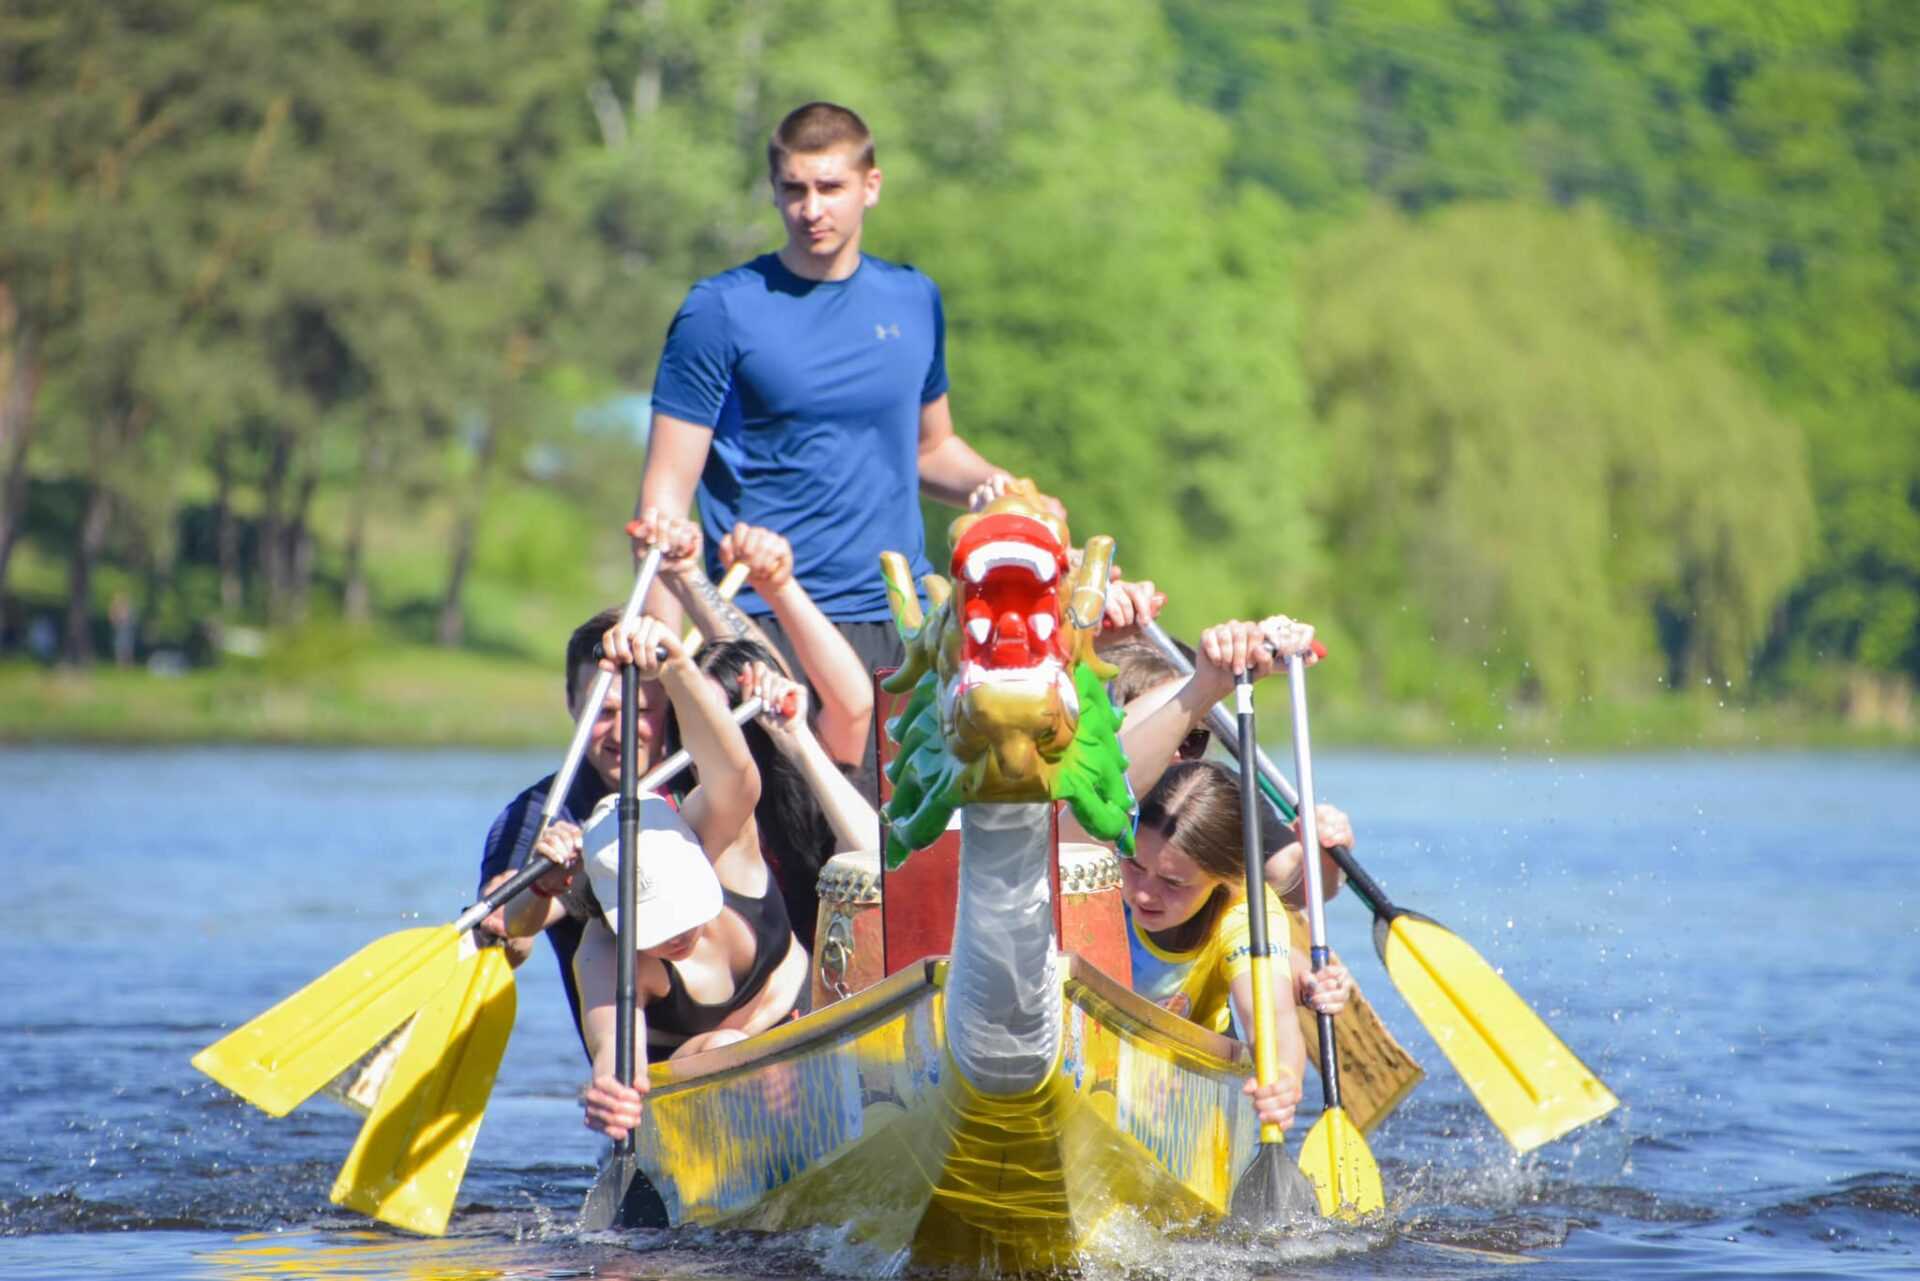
[1301,203,1813,706]
[1164,0,1920,692]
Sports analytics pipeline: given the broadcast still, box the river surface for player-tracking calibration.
[1,745,1915,1280]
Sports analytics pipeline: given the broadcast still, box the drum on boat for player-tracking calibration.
[810,842,1132,1009]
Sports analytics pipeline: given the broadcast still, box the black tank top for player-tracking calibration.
[646,879,795,1051]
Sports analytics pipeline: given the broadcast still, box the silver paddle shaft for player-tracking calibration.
[1286,654,1330,956]
[541,547,664,830]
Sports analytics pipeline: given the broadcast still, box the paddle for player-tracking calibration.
[1227,669,1321,1226]
[330,691,765,1235]
[327,943,515,1234]
[579,659,650,1230]
[1136,620,1619,1152]
[1285,652,1384,1219]
[192,545,666,1118]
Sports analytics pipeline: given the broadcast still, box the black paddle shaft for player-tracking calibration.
[615,661,640,1157]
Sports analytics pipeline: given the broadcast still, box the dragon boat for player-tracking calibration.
[570,485,1423,1271]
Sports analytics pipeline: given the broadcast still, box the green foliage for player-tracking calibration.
[1165,0,1920,696]
[0,0,1912,745]
[1302,203,1812,706]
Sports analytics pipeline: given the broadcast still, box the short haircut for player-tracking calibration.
[768,101,874,178]
[564,606,625,705]
[1099,638,1189,706]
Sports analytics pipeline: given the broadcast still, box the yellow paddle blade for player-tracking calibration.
[1382,914,1618,1152]
[1298,1105,1385,1219]
[330,947,516,1236]
[192,926,462,1117]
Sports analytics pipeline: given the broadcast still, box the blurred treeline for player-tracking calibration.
[1,1,1914,741]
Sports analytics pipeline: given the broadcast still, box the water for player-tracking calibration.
[2,745,1915,1279]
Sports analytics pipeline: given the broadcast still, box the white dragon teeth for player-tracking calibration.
[963,541,1058,585]
[1030,613,1055,641]
[967,617,991,644]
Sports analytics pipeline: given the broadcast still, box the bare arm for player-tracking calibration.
[915,394,1007,508]
[1118,619,1281,796]
[1119,677,1224,798]
[575,920,653,1141]
[673,563,789,669]
[660,657,760,854]
[742,661,879,850]
[722,524,873,763]
[760,577,873,763]
[635,412,715,629]
[1266,805,1351,909]
[776,712,881,852]
[1229,965,1308,1123]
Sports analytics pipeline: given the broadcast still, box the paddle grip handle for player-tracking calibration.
[452,697,765,934]
[590,642,673,662]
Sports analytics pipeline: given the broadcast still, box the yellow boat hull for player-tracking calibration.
[633,955,1268,1272]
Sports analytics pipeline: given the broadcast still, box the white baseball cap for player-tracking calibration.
[580,792,724,952]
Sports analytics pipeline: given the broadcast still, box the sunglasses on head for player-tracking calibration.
[1176,727,1211,760]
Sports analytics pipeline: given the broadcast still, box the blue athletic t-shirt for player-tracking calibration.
[650,253,946,620]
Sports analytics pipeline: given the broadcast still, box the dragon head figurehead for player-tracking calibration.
[879,480,1134,865]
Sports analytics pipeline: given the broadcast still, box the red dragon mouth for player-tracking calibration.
[948,513,1079,718]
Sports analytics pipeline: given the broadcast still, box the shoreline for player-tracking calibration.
[6,659,1912,753]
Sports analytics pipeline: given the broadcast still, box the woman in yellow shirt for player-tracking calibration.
[1123,757,1347,1132]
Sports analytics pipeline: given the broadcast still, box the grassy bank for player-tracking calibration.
[0,649,570,748]
[5,652,1912,752]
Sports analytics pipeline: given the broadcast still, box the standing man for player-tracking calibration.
[636,102,1026,780]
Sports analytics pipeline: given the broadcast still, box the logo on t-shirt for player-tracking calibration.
[874,322,902,341]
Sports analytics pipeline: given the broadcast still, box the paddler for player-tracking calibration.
[633,101,1037,792]
[498,616,805,1142]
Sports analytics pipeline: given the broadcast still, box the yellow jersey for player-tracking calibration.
[1126,886,1290,1037]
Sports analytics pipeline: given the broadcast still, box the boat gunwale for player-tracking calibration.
[1063,952,1253,1070]
[643,952,1256,1096]
[644,957,941,1091]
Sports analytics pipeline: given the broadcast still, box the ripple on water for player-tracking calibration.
[5,747,1916,1281]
